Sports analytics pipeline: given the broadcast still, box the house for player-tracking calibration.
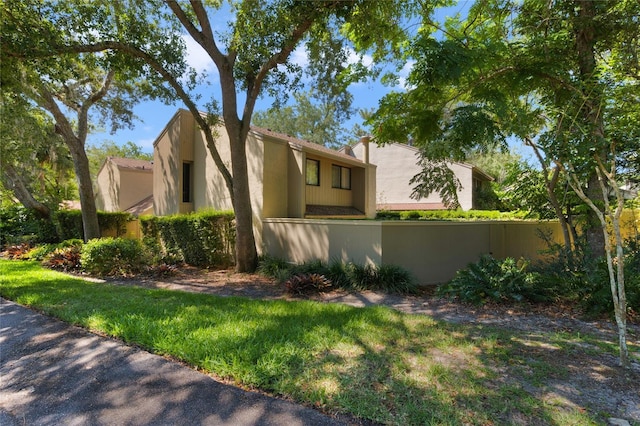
[152,109,376,248]
[344,140,493,211]
[94,157,154,215]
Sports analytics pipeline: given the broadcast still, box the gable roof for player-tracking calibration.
[157,109,367,167]
[96,156,153,178]
[108,157,153,171]
[250,125,364,165]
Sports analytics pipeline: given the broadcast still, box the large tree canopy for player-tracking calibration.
[3,0,430,271]
[369,0,640,367]
[2,1,176,240]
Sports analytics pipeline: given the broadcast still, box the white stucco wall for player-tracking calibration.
[351,142,475,211]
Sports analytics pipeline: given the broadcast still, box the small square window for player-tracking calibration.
[306,159,320,186]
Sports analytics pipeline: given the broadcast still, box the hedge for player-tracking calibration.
[375,209,529,221]
[140,210,235,268]
[54,210,133,241]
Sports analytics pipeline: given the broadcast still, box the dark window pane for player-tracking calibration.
[306,159,319,186]
[182,162,192,202]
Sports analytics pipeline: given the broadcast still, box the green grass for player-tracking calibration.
[0,259,617,425]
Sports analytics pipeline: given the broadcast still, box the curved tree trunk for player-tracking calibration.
[1,163,51,219]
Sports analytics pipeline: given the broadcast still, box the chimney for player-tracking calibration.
[360,135,371,164]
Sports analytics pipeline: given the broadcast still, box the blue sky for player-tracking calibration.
[86,2,472,154]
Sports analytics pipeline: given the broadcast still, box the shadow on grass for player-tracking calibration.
[2,260,634,425]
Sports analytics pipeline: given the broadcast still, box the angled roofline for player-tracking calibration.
[156,109,368,167]
[349,140,493,181]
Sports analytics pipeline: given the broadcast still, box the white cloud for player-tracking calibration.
[182,34,214,74]
[346,47,373,68]
[398,59,416,90]
[290,45,309,68]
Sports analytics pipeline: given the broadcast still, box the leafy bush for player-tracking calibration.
[55,210,134,241]
[0,204,58,246]
[579,239,640,318]
[284,273,333,295]
[1,243,32,259]
[437,255,542,304]
[257,256,418,294]
[80,237,149,276]
[140,211,235,268]
[42,245,82,272]
[375,209,528,221]
[27,239,84,261]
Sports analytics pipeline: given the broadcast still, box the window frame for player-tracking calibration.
[182,161,193,203]
[306,158,320,186]
[331,164,351,190]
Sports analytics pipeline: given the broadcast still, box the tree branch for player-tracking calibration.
[78,69,115,142]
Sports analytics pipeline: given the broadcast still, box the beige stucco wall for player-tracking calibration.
[95,160,120,212]
[352,142,475,211]
[263,219,563,285]
[263,218,383,266]
[305,155,354,207]
[118,169,153,211]
[153,113,183,216]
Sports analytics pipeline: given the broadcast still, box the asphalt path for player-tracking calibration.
[0,298,348,425]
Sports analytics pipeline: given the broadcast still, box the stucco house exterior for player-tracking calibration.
[94,157,154,215]
[152,109,376,249]
[344,140,493,211]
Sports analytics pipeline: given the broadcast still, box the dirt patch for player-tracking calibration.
[100,266,640,424]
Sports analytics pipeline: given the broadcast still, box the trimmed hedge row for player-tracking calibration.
[140,211,235,267]
[55,210,133,241]
[375,209,529,221]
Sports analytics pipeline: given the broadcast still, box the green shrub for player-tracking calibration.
[257,256,418,294]
[0,204,58,246]
[257,255,293,278]
[579,239,640,318]
[27,239,84,261]
[54,210,133,241]
[80,237,149,276]
[375,209,527,221]
[284,273,333,295]
[140,211,235,268]
[42,239,83,272]
[437,255,541,304]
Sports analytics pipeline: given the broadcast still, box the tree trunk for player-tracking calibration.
[2,163,51,219]
[226,121,258,273]
[574,0,607,260]
[585,174,606,258]
[66,137,100,241]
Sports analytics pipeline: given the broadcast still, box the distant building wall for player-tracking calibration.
[351,142,477,211]
[95,160,120,212]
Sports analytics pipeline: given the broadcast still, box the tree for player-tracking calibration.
[253,90,352,148]
[369,0,640,367]
[12,0,425,271]
[2,1,173,241]
[0,94,75,219]
[87,140,152,181]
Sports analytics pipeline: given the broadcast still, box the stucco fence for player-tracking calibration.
[263,219,565,285]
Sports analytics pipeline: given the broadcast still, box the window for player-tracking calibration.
[182,162,193,203]
[306,159,320,186]
[332,165,351,190]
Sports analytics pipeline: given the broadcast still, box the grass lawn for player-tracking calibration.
[0,259,626,425]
